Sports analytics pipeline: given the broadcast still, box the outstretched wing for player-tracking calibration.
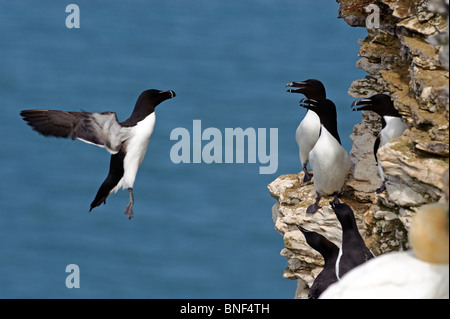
[20,109,129,154]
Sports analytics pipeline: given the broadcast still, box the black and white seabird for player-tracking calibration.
[299,98,351,215]
[286,79,326,182]
[296,225,339,299]
[20,89,176,219]
[351,94,409,193]
[330,201,374,280]
[321,203,448,298]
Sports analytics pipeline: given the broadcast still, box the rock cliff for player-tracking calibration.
[269,0,449,298]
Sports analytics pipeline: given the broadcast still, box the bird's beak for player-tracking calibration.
[299,98,318,109]
[351,99,373,111]
[286,81,308,93]
[296,225,311,233]
[161,90,176,99]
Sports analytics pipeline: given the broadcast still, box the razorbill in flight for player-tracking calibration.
[296,225,339,299]
[286,79,326,182]
[299,98,351,215]
[330,201,375,280]
[20,89,176,219]
[321,203,449,299]
[351,94,409,193]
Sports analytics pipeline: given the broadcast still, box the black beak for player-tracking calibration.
[351,99,373,111]
[286,81,308,93]
[296,225,311,233]
[161,90,176,99]
[299,98,318,109]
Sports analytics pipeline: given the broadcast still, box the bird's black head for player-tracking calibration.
[136,89,176,109]
[122,89,176,126]
[286,79,326,99]
[297,225,324,250]
[299,98,337,120]
[330,201,357,230]
[296,225,339,259]
[351,94,401,118]
[300,98,341,143]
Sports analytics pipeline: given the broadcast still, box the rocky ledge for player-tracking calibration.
[269,0,449,298]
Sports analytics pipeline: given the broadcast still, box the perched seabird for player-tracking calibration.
[296,225,339,299]
[20,89,176,219]
[351,94,409,193]
[286,79,326,182]
[330,202,375,280]
[299,98,351,214]
[321,203,449,299]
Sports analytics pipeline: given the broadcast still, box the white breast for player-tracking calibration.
[295,110,321,166]
[377,116,408,182]
[309,126,351,196]
[111,113,156,194]
[380,116,409,147]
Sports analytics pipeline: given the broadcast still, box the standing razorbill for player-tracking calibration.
[351,94,409,193]
[286,79,326,182]
[330,201,374,280]
[299,98,351,215]
[296,225,339,299]
[20,89,176,219]
[321,203,449,299]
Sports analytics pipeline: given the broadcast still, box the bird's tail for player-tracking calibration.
[90,182,113,211]
[90,151,125,211]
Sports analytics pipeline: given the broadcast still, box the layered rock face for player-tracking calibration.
[269,0,449,299]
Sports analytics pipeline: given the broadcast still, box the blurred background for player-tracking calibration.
[0,0,366,298]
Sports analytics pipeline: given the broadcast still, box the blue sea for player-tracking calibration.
[0,0,366,298]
